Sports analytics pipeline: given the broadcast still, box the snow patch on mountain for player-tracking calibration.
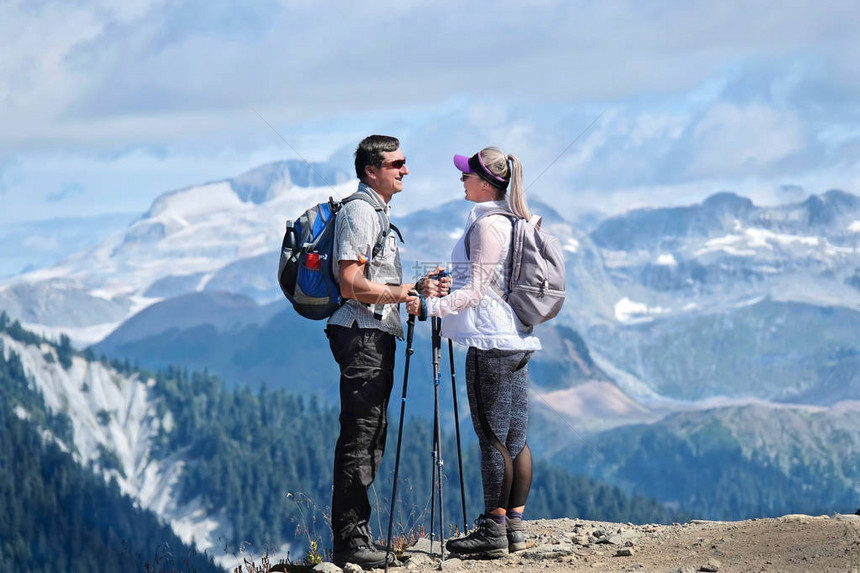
[695,227,833,259]
[13,404,30,420]
[21,320,128,348]
[614,297,669,323]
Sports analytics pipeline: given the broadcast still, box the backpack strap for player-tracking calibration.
[463,208,517,299]
[464,208,516,259]
[341,190,405,320]
[342,191,404,259]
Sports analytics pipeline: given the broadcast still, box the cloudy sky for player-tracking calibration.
[2,0,860,228]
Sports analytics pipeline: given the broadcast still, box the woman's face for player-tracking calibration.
[461,173,497,203]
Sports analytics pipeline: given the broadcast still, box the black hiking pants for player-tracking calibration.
[326,323,396,550]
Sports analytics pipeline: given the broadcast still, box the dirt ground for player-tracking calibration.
[395,513,860,573]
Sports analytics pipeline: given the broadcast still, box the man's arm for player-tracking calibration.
[339,260,451,304]
[339,260,412,305]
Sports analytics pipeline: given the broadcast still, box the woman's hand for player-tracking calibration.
[418,266,452,297]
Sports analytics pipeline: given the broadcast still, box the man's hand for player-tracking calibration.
[406,292,421,316]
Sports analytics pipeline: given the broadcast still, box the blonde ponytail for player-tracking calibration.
[506,153,531,220]
[477,147,531,220]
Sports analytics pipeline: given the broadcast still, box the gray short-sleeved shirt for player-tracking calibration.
[328,183,404,338]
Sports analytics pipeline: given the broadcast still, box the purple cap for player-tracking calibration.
[453,154,472,173]
[454,151,509,188]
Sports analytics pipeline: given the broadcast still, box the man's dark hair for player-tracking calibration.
[354,135,400,180]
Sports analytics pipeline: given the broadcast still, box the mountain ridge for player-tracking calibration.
[3,160,857,429]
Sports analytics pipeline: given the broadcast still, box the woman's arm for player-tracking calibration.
[421,216,509,317]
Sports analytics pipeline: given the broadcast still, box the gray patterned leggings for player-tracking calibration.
[465,347,534,512]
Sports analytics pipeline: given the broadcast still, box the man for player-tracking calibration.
[326,135,448,569]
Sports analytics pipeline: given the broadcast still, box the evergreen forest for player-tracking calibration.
[0,338,220,573]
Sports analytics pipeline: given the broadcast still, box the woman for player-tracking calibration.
[407,146,540,558]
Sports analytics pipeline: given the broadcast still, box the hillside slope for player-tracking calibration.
[0,333,220,573]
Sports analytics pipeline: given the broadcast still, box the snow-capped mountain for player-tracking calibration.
[575,189,860,405]
[0,160,354,342]
[587,190,860,324]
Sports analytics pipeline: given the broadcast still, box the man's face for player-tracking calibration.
[365,149,408,201]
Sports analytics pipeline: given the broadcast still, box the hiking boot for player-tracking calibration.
[332,545,395,569]
[506,516,527,552]
[445,514,507,558]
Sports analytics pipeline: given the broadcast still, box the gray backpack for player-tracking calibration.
[465,209,566,327]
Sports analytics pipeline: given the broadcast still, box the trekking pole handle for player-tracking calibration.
[406,289,428,321]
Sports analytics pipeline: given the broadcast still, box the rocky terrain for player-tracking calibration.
[311,514,860,573]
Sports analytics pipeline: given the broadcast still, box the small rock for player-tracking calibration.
[440,557,462,570]
[312,563,341,573]
[614,548,634,557]
[780,514,813,525]
[342,564,363,573]
[406,553,434,569]
[520,543,576,560]
[409,538,434,553]
[699,558,722,572]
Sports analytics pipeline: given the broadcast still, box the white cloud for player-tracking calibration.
[656,254,677,266]
[4,0,859,149]
[627,113,690,147]
[687,103,806,177]
[1,0,860,227]
[22,235,61,252]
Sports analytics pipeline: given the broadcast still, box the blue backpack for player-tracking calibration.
[278,192,400,320]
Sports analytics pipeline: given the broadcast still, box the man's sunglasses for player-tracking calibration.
[382,159,407,169]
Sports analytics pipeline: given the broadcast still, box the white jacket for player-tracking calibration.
[426,201,541,351]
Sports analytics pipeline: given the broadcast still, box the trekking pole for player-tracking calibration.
[385,313,417,573]
[430,315,446,562]
[448,338,468,533]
